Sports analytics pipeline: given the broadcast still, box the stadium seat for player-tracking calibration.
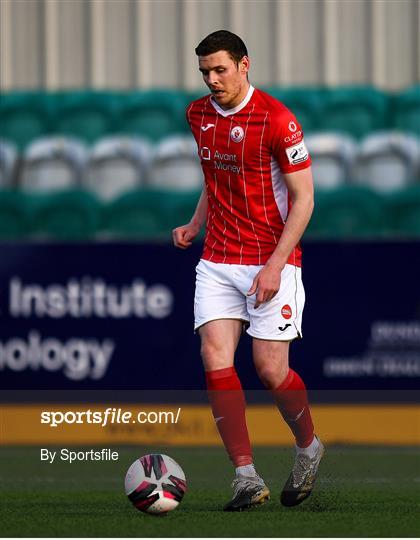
[0,92,51,149]
[28,190,101,239]
[319,87,388,138]
[353,131,420,192]
[101,189,171,238]
[158,189,202,232]
[117,90,188,141]
[392,85,420,136]
[50,91,119,142]
[263,87,323,132]
[0,190,29,239]
[305,133,357,189]
[307,186,385,237]
[148,135,202,190]
[0,140,18,188]
[21,136,88,192]
[86,136,152,200]
[384,185,420,237]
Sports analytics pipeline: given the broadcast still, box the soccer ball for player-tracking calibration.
[125,454,187,515]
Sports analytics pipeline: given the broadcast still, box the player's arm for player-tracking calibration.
[248,166,314,307]
[172,184,208,249]
[267,166,314,270]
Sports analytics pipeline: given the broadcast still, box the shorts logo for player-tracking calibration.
[230,126,244,143]
[281,304,292,319]
[288,121,297,132]
[278,323,292,332]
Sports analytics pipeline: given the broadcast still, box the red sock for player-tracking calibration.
[206,367,252,466]
[271,369,314,448]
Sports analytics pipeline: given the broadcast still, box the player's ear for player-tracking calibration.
[240,56,250,74]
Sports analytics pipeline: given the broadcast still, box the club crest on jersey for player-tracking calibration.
[230,126,244,143]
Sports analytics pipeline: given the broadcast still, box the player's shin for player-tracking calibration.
[205,367,252,466]
[270,369,315,448]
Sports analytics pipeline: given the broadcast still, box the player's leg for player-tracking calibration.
[253,339,315,449]
[246,264,324,506]
[195,260,253,469]
[252,338,324,507]
[199,320,270,511]
[200,318,251,467]
[194,260,269,511]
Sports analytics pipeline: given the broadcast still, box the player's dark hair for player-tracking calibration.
[195,30,248,64]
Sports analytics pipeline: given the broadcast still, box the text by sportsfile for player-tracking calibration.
[40,448,119,464]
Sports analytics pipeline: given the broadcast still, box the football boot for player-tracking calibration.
[281,436,325,507]
[224,474,270,512]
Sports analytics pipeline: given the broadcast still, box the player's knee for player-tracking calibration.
[257,363,289,390]
[200,341,230,371]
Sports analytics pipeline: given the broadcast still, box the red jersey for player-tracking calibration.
[186,86,311,267]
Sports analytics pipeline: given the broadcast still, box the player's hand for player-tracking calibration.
[247,263,282,308]
[172,223,200,249]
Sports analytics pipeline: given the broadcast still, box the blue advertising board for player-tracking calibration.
[0,241,419,401]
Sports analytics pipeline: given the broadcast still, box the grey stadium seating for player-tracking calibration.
[353,131,420,192]
[148,135,203,190]
[305,133,357,189]
[0,139,18,188]
[86,136,152,200]
[20,136,88,192]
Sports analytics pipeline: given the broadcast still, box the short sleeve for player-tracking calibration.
[269,107,311,174]
[186,104,193,129]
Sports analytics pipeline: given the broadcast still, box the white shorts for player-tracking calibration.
[194,259,305,341]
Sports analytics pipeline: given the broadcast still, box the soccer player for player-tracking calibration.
[173,30,324,511]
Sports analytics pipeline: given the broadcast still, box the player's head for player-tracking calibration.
[195,30,250,110]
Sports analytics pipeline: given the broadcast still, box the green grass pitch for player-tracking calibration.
[0,445,419,537]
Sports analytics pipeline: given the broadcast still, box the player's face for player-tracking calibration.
[198,50,250,110]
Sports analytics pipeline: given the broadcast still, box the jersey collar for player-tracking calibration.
[210,85,255,117]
